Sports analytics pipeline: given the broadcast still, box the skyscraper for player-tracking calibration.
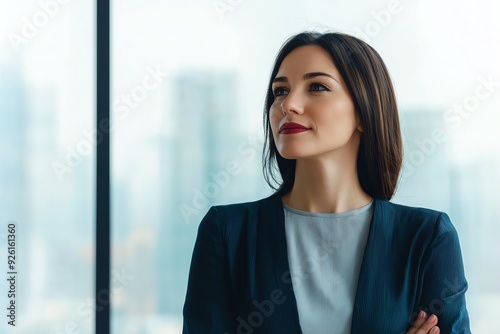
[158,70,241,315]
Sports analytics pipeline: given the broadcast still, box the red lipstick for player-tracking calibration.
[279,122,310,134]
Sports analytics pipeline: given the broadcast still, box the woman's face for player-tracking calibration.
[269,45,362,161]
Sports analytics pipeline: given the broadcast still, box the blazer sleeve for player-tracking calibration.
[183,206,236,333]
[416,212,471,333]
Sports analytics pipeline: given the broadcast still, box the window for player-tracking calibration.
[0,0,95,332]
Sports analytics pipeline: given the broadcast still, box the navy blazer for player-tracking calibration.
[183,193,471,333]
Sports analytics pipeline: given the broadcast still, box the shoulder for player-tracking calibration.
[208,193,278,218]
[375,199,458,241]
[199,193,281,232]
[372,200,465,290]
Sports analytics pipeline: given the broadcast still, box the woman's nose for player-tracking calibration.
[280,91,305,115]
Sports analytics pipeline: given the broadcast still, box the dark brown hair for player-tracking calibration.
[263,31,402,200]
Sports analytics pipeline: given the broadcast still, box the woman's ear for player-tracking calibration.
[356,122,364,133]
[355,113,364,132]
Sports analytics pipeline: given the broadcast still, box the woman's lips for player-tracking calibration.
[279,122,310,134]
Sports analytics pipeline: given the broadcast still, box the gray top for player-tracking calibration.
[283,199,374,334]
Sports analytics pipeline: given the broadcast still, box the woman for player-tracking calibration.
[183,31,471,334]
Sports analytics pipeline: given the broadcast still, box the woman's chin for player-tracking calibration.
[278,149,310,160]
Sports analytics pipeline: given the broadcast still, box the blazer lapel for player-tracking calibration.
[257,193,303,333]
[351,198,394,333]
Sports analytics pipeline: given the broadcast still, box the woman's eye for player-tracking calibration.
[273,87,288,96]
[310,82,329,92]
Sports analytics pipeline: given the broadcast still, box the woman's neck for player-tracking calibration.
[282,156,372,213]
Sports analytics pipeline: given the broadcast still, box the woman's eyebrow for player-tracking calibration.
[272,72,340,84]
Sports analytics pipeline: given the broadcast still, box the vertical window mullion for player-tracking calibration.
[96,0,110,333]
